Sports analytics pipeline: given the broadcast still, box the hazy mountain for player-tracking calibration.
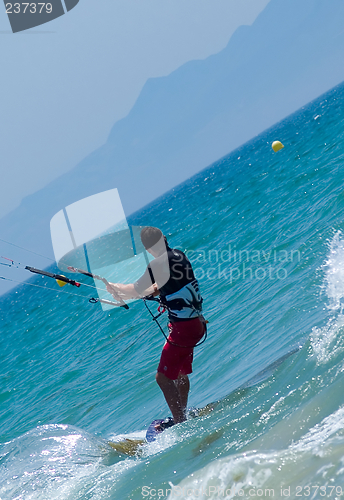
[1,0,344,289]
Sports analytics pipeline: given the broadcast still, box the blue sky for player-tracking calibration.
[0,0,269,219]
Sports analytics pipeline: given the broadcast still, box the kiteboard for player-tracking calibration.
[108,406,215,455]
[108,344,302,454]
[108,437,145,456]
[146,417,175,443]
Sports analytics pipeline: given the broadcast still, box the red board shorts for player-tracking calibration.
[157,316,206,381]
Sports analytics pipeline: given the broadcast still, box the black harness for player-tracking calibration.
[142,295,207,348]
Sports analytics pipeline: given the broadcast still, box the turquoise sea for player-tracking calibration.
[2,82,344,499]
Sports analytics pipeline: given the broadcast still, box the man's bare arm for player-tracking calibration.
[106,282,159,300]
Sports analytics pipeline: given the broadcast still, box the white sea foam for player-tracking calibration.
[167,407,344,499]
[311,232,344,364]
[0,424,136,500]
[322,231,344,312]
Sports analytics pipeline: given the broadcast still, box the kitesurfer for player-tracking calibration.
[106,227,206,425]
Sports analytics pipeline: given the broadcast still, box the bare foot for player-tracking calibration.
[154,417,175,432]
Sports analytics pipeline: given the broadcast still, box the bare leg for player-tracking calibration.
[175,374,190,414]
[156,372,186,423]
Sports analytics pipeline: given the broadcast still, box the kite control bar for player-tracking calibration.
[67,266,129,310]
